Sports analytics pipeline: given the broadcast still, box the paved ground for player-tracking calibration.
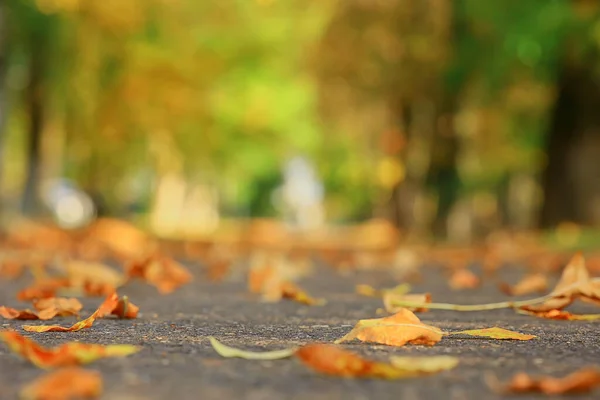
[1,260,600,400]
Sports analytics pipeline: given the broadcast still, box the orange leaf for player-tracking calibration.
[499,273,548,296]
[17,278,71,301]
[126,255,192,294]
[335,308,443,347]
[111,296,139,319]
[518,309,600,321]
[0,331,139,368]
[0,306,40,320]
[488,367,600,395]
[449,269,480,290]
[33,298,82,317]
[20,367,102,399]
[295,344,414,379]
[281,282,326,306]
[23,293,118,332]
[520,252,600,312]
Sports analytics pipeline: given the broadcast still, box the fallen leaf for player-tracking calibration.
[33,298,82,317]
[449,327,536,340]
[59,260,125,289]
[110,296,139,319]
[487,367,600,395]
[0,306,40,320]
[517,309,600,321]
[296,344,450,379]
[355,283,411,298]
[208,337,295,360]
[388,356,459,373]
[335,308,443,346]
[0,260,26,279]
[127,255,192,294]
[0,331,139,368]
[23,293,118,332]
[383,292,431,313]
[17,278,72,301]
[281,282,326,306]
[449,269,480,290]
[499,273,548,296]
[520,252,600,312]
[20,368,102,400]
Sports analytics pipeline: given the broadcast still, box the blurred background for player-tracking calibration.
[1,0,600,244]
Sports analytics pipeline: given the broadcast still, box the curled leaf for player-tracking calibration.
[23,293,118,333]
[0,306,40,320]
[111,296,139,319]
[20,368,102,400]
[281,282,326,306]
[0,331,139,368]
[450,327,536,340]
[208,337,295,360]
[335,308,443,347]
[33,297,82,318]
[17,278,72,301]
[487,367,600,395]
[520,252,600,312]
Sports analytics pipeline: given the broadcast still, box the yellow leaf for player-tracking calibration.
[451,327,536,340]
[208,337,295,360]
[388,356,459,373]
[335,308,443,347]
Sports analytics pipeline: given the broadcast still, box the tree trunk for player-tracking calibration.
[21,36,45,215]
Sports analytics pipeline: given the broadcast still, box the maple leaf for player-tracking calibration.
[0,331,139,368]
[520,252,600,312]
[334,308,443,346]
[126,254,192,294]
[498,273,548,296]
[208,337,295,360]
[295,344,456,379]
[20,367,102,399]
[449,269,480,290]
[22,293,118,332]
[487,367,600,395]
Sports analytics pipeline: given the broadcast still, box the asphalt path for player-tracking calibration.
[1,260,599,400]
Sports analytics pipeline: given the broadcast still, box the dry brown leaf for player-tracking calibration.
[111,296,139,318]
[520,252,600,312]
[20,368,102,399]
[487,367,600,395]
[17,278,72,301]
[59,260,125,289]
[335,308,443,346]
[295,344,416,379]
[449,269,480,290]
[23,293,118,332]
[281,282,326,306]
[33,298,82,316]
[0,306,40,320]
[499,273,548,296]
[127,255,192,294]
